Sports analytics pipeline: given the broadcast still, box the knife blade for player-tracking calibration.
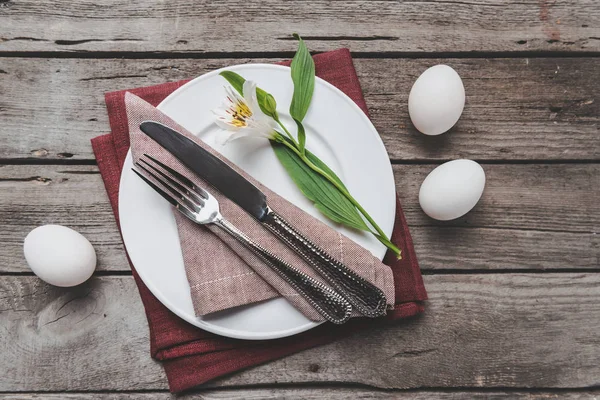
[139,121,269,221]
[140,120,387,318]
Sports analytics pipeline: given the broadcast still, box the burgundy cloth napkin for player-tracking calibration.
[92,48,427,393]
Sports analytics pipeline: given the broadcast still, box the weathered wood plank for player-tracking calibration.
[412,226,599,271]
[395,163,600,233]
[1,164,597,273]
[0,0,598,53]
[0,276,165,391]
[2,390,599,399]
[0,165,128,272]
[1,274,599,391]
[0,58,598,161]
[359,58,600,162]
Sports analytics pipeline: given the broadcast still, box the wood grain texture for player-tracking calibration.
[0,57,598,161]
[1,164,597,273]
[2,390,600,399]
[1,273,599,391]
[0,0,598,397]
[0,276,165,391]
[0,0,598,53]
[395,164,600,233]
[0,165,127,272]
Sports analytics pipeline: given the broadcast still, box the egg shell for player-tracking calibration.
[408,64,465,136]
[24,225,96,287]
[419,159,485,221]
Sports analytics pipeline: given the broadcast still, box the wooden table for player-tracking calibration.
[1,1,599,398]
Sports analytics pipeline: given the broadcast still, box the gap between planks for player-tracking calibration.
[1,385,600,395]
[1,159,599,166]
[1,50,600,60]
[3,269,600,278]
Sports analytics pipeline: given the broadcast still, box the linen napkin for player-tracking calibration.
[92,48,428,393]
[125,92,395,321]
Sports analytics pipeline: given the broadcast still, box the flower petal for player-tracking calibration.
[247,119,275,135]
[214,117,240,131]
[225,85,243,104]
[222,130,253,143]
[242,80,256,105]
[244,81,266,117]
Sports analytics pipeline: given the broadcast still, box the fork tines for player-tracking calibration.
[132,154,208,213]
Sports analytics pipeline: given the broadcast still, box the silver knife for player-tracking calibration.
[140,121,387,318]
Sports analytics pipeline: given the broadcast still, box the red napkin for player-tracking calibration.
[91,48,427,393]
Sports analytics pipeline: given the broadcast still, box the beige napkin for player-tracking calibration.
[125,92,395,321]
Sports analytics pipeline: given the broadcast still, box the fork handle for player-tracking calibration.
[214,217,352,324]
[262,210,388,318]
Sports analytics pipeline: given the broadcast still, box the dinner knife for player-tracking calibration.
[140,121,388,318]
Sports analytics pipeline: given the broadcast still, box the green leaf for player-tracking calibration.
[295,119,306,154]
[219,70,278,118]
[219,70,244,94]
[271,139,369,232]
[289,34,315,122]
[304,146,346,189]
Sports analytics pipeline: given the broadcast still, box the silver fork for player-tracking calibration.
[132,154,353,324]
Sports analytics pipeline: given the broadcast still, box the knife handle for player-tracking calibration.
[215,217,352,324]
[263,210,388,318]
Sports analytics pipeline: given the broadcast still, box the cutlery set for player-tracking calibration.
[133,121,387,324]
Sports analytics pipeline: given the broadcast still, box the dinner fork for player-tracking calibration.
[132,154,353,324]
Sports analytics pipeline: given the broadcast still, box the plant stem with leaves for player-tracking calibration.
[272,134,401,256]
[218,35,401,259]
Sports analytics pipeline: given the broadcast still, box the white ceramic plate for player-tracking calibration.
[119,64,396,340]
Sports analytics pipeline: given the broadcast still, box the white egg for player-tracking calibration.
[408,64,465,136]
[24,225,96,287]
[419,159,485,221]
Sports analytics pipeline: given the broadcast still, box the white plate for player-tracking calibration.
[119,64,396,340]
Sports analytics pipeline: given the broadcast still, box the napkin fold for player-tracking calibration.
[125,92,395,321]
[92,48,428,393]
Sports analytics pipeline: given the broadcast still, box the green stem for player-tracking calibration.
[274,118,299,146]
[276,135,401,258]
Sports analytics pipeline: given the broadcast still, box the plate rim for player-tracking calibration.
[118,62,396,340]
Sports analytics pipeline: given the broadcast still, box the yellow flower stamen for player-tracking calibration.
[228,99,253,128]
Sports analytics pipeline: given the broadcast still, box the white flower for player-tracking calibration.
[212,80,277,143]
